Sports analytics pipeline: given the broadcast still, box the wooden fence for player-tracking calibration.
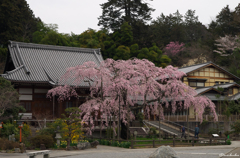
[157,115,240,122]
[85,136,228,149]
[130,137,227,149]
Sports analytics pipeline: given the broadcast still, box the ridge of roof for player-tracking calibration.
[179,61,212,69]
[2,41,104,86]
[16,44,30,74]
[9,41,101,54]
[230,92,240,101]
[213,82,236,86]
[178,61,240,80]
[210,63,240,80]
[1,65,24,76]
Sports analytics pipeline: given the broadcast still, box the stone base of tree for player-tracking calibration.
[90,141,99,148]
[77,142,91,150]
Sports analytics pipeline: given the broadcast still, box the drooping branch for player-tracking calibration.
[47,58,217,135]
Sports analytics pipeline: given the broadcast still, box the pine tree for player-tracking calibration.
[98,0,155,31]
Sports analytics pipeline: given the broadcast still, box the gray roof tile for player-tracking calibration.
[178,62,210,74]
[195,87,213,95]
[178,61,240,80]
[1,41,103,87]
[230,93,240,100]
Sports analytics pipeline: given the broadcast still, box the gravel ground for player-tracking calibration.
[60,148,231,158]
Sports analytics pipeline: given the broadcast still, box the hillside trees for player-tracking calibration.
[214,35,240,78]
[209,5,240,37]
[47,58,217,139]
[0,0,40,46]
[98,0,154,31]
[0,77,24,119]
[150,10,209,46]
[0,0,41,71]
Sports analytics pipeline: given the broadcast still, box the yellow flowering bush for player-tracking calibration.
[52,107,83,147]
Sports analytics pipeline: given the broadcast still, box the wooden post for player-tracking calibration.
[53,96,55,119]
[19,127,22,143]
[187,108,189,143]
[225,138,227,145]
[173,135,175,147]
[210,138,212,145]
[131,139,134,149]
[118,96,120,141]
[158,108,161,143]
[153,139,155,148]
[192,137,194,146]
[113,116,115,141]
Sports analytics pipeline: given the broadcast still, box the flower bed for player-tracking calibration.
[54,140,89,149]
[87,139,130,148]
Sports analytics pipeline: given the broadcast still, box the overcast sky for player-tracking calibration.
[26,0,239,34]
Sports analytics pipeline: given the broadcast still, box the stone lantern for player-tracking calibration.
[55,126,62,146]
[134,130,138,143]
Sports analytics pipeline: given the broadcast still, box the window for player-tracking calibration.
[197,82,204,87]
[65,102,73,108]
[21,102,31,111]
[189,82,196,87]
[189,81,205,87]
[229,88,233,95]
[34,95,46,99]
[19,88,33,101]
[215,81,219,85]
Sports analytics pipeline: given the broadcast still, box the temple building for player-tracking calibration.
[1,41,103,119]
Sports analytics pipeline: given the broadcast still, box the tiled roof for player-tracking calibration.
[213,82,240,89]
[230,93,240,101]
[178,62,210,74]
[178,61,240,80]
[194,86,227,100]
[203,93,227,101]
[195,87,213,95]
[1,41,104,87]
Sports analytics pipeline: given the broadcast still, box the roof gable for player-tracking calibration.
[1,41,104,87]
[195,87,222,95]
[178,61,240,80]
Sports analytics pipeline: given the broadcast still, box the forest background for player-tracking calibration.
[1,0,240,79]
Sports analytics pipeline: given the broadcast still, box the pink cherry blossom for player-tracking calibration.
[164,41,185,56]
[47,58,217,135]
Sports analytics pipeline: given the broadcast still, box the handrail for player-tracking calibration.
[162,119,195,133]
[143,120,150,133]
[144,121,178,136]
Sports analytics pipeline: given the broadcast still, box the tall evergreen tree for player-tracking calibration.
[183,10,208,42]
[98,0,155,31]
[209,5,240,36]
[0,0,41,46]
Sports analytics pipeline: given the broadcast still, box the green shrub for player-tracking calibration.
[31,135,54,148]
[0,138,20,150]
[112,141,118,146]
[224,131,231,137]
[1,123,19,137]
[208,128,218,136]
[37,125,56,140]
[70,141,77,147]
[22,123,32,138]
[231,120,240,135]
[60,141,67,148]
[226,139,231,145]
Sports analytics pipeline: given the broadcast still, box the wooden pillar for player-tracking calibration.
[58,102,63,118]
